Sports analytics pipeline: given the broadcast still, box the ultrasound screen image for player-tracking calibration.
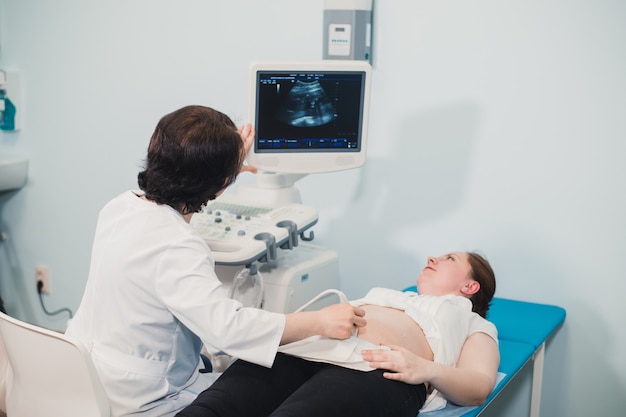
[254,70,366,153]
[275,80,335,128]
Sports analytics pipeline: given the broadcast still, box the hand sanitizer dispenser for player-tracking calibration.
[0,70,20,131]
[323,0,373,63]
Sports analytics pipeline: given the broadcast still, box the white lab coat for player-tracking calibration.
[66,191,285,417]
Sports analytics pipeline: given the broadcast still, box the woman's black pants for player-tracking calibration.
[177,353,426,417]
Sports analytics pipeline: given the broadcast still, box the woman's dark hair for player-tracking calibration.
[467,252,496,318]
[137,105,244,214]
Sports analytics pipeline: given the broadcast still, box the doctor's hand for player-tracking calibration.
[361,344,434,385]
[282,304,365,344]
[238,123,257,174]
[317,303,367,340]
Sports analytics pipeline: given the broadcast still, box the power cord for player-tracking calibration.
[37,279,73,319]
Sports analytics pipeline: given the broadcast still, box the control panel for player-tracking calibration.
[190,195,318,265]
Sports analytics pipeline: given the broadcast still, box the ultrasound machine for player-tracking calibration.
[190,60,372,313]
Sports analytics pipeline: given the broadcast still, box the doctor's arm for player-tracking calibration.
[281,303,367,344]
[362,332,499,406]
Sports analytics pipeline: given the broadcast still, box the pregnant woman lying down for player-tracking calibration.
[177,251,500,417]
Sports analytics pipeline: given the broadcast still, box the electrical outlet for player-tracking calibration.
[35,265,50,293]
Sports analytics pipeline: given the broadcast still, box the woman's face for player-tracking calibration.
[416,252,476,296]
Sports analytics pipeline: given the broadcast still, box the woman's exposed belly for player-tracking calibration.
[357,305,434,361]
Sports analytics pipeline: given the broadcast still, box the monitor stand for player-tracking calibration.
[235,171,308,206]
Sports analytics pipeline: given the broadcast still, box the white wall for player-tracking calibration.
[1,1,624,416]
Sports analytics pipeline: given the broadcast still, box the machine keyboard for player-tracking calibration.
[190,198,318,265]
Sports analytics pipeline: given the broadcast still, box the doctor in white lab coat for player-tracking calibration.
[66,106,366,417]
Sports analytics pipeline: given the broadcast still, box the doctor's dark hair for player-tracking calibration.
[467,252,496,318]
[137,105,244,214]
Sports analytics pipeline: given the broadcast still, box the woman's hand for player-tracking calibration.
[361,344,434,385]
[363,334,499,406]
[238,123,257,174]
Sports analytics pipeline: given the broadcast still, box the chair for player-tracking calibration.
[0,311,110,417]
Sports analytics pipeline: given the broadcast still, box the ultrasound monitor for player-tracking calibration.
[248,61,371,174]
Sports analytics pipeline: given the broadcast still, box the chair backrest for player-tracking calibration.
[0,311,110,417]
[1,333,8,417]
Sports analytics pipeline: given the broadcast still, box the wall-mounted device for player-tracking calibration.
[323,0,373,63]
[0,70,20,131]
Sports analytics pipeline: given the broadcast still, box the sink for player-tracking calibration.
[0,154,28,192]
